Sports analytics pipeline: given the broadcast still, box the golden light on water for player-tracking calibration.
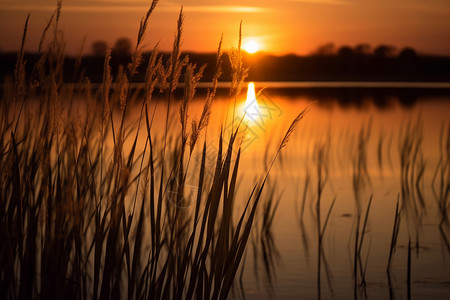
[245,82,257,107]
[242,82,260,124]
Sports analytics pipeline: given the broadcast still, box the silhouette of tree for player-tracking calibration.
[337,46,355,75]
[338,46,354,58]
[398,47,418,76]
[354,44,371,56]
[91,40,108,57]
[398,47,417,60]
[113,37,132,56]
[372,45,396,76]
[374,45,396,58]
[314,43,335,56]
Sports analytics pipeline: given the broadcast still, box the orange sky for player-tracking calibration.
[1,0,450,56]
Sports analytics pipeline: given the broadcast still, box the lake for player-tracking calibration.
[4,81,450,300]
[156,81,450,299]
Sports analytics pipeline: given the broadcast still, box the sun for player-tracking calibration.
[243,40,259,54]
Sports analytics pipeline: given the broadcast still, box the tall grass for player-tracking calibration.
[433,123,450,251]
[0,3,306,300]
[292,113,443,299]
[313,140,335,300]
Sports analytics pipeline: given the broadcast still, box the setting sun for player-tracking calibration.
[243,40,259,54]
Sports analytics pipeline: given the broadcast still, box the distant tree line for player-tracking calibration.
[1,38,450,83]
[312,42,415,59]
[91,38,132,57]
[244,43,450,82]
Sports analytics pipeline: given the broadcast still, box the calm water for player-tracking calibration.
[148,82,449,299]
[68,81,450,299]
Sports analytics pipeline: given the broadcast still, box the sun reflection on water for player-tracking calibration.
[242,82,260,124]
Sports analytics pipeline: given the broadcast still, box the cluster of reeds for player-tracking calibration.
[398,118,426,241]
[348,122,373,298]
[433,123,450,251]
[313,139,336,300]
[295,131,336,299]
[384,118,427,298]
[0,2,306,299]
[293,116,443,299]
[249,183,281,295]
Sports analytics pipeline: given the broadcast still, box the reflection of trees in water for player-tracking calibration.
[397,90,418,108]
[281,88,424,110]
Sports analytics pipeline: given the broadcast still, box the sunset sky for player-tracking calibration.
[1,0,449,56]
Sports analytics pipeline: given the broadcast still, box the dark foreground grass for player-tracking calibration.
[0,2,306,299]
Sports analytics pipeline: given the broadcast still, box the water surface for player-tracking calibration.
[173,82,450,299]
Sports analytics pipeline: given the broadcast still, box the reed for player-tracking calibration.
[407,238,412,300]
[387,196,401,274]
[305,138,336,299]
[433,122,450,251]
[350,122,373,297]
[247,183,282,296]
[0,3,307,300]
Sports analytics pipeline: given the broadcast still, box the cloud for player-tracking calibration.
[286,0,349,5]
[0,3,266,13]
[182,6,265,13]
